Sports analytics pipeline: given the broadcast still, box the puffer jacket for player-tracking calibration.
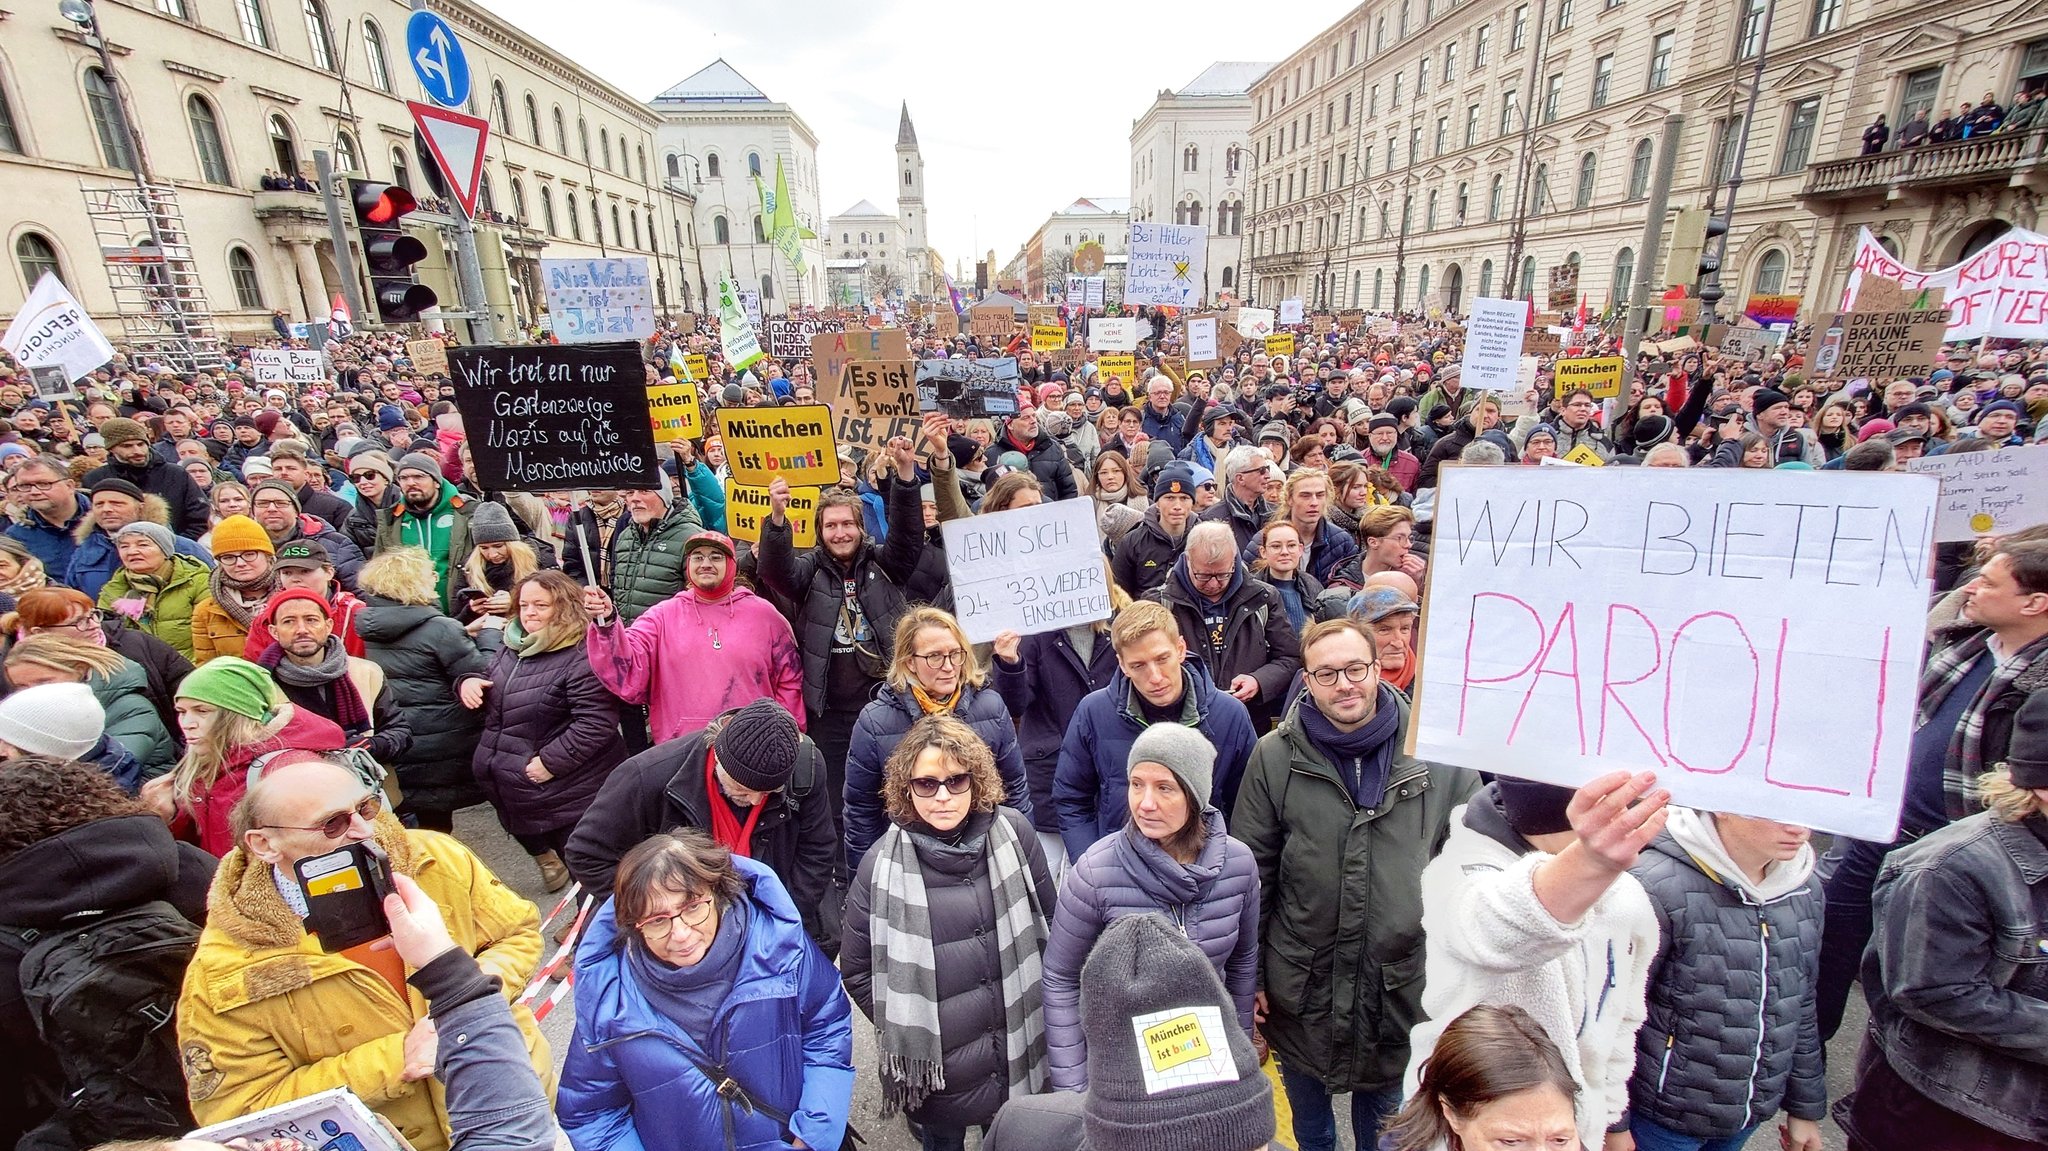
[98,553,213,659]
[89,659,179,777]
[63,496,213,601]
[1041,811,1260,1090]
[1151,556,1302,729]
[557,858,854,1151]
[103,623,193,738]
[841,807,1055,1128]
[5,493,90,579]
[352,596,489,814]
[1627,810,1827,1138]
[990,627,1119,835]
[1006,432,1079,501]
[841,682,1032,870]
[467,639,625,836]
[606,504,703,626]
[1108,508,1185,597]
[585,585,804,744]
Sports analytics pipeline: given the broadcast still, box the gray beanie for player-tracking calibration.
[396,451,443,481]
[1127,723,1217,812]
[0,682,105,760]
[1078,914,1274,1151]
[113,520,178,561]
[469,501,519,544]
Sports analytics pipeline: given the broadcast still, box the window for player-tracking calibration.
[1474,23,1491,67]
[578,118,589,163]
[1322,160,1330,191]
[235,0,270,47]
[227,247,262,308]
[600,128,611,171]
[1426,190,1439,230]
[666,153,680,179]
[752,215,765,243]
[1343,93,1352,126]
[302,0,335,70]
[760,274,773,302]
[1362,143,1374,174]
[540,186,555,234]
[84,69,136,172]
[611,204,622,245]
[1379,202,1391,238]
[1755,248,1788,294]
[509,178,525,224]
[516,95,536,145]
[1556,0,1573,28]
[1899,66,1942,126]
[567,194,581,241]
[1519,256,1536,299]
[1530,163,1550,213]
[1628,138,1654,198]
[358,20,391,91]
[1409,126,1422,165]
[1735,0,1767,59]
[1648,32,1675,88]
[1393,75,1402,109]
[1499,91,1518,136]
[1435,117,1448,155]
[747,152,761,178]
[1465,104,1480,147]
[630,212,640,249]
[188,95,230,184]
[638,146,647,184]
[1227,143,1241,174]
[1811,0,1842,36]
[1348,30,1358,65]
[492,81,510,135]
[157,0,187,15]
[1419,265,1431,304]
[0,79,19,154]
[390,146,409,191]
[1543,74,1563,123]
[1373,269,1384,310]
[591,199,602,242]
[266,113,296,175]
[1592,54,1614,108]
[1456,181,1469,221]
[1511,5,1528,50]
[1711,114,1744,183]
[1488,174,1504,219]
[1184,144,1199,171]
[478,172,494,214]
[1575,151,1597,207]
[1613,247,1634,300]
[1779,98,1820,174]
[1445,42,1458,83]
[552,107,566,154]
[16,233,61,287]
[1479,259,1493,296]
[1419,58,1430,94]
[706,152,721,178]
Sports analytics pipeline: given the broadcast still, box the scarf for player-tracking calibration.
[909,683,961,715]
[503,619,578,658]
[207,561,278,627]
[705,749,766,858]
[0,556,44,597]
[1297,682,1403,808]
[258,637,371,733]
[867,813,1047,1116]
[624,898,751,1052]
[1919,627,2048,820]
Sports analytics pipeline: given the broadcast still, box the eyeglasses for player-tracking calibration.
[44,611,103,634]
[913,650,966,670]
[636,897,716,941]
[264,792,382,839]
[8,479,59,493]
[348,472,381,482]
[909,772,974,798]
[1188,569,1234,587]
[1307,661,1380,687]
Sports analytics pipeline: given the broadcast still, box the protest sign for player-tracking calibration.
[1096,352,1136,383]
[27,364,73,401]
[942,499,1111,643]
[405,338,449,375]
[1236,308,1276,338]
[1311,313,1335,335]
[0,273,115,382]
[716,403,840,487]
[189,1087,405,1151]
[1459,298,1527,390]
[1186,315,1220,367]
[1124,222,1208,306]
[1844,225,2048,340]
[449,341,660,489]
[1809,307,1950,381]
[916,358,1021,419]
[739,287,763,327]
[646,380,703,444]
[1907,444,2048,541]
[1339,309,1366,327]
[674,313,698,334]
[1743,295,1800,325]
[1029,304,1062,329]
[1551,356,1626,400]
[682,352,709,380]
[1561,444,1607,467]
[1277,298,1305,325]
[823,358,920,463]
[765,316,837,361]
[970,305,1015,339]
[1030,324,1067,352]
[811,328,909,390]
[1049,347,1087,371]
[1073,242,1106,276]
[1850,276,1945,312]
[540,257,655,342]
[1089,318,1137,352]
[1410,466,1939,839]
[1265,332,1296,357]
[252,349,325,385]
[725,481,818,547]
[933,307,959,337]
[717,279,765,371]
[1523,331,1563,357]
[1717,327,1780,360]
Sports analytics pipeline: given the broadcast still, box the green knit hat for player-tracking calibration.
[175,656,278,722]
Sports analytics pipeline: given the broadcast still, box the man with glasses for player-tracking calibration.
[1152,521,1300,730]
[1231,617,1482,1151]
[3,455,90,577]
[248,479,366,590]
[178,755,551,1151]
[65,478,214,601]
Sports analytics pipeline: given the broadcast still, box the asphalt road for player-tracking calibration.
[454,806,1869,1151]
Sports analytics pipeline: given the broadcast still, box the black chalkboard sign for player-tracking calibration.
[447,341,660,490]
[915,357,1021,420]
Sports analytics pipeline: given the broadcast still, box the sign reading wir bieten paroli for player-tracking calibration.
[448,341,660,489]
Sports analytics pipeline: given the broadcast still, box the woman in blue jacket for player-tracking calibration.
[559,830,855,1151]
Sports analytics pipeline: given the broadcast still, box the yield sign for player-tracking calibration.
[408,101,489,219]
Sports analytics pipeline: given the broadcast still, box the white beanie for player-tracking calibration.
[0,682,106,760]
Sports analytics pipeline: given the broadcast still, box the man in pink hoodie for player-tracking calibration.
[582,530,805,742]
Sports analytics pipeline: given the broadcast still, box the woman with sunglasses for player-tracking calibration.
[841,606,1030,872]
[841,715,1053,1151]
[559,828,855,1151]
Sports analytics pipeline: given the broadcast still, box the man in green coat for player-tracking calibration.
[605,485,702,626]
[375,452,475,610]
[1230,616,1480,1151]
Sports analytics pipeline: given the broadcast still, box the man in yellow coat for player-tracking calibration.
[176,755,552,1151]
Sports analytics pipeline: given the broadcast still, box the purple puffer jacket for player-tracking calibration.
[1040,809,1260,1090]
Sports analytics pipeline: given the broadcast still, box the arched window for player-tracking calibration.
[590,198,602,243]
[1627,139,1653,200]
[752,215,766,243]
[1227,143,1241,174]
[610,204,622,246]
[1529,164,1549,214]
[389,146,409,191]
[362,19,391,91]
[1519,256,1536,299]
[903,168,912,185]
[630,212,640,250]
[1373,268,1385,309]
[566,193,582,240]
[16,232,61,288]
[227,246,263,308]
[1184,144,1199,171]
[1487,174,1503,221]
[301,0,336,71]
[509,178,525,224]
[478,172,494,214]
[706,152,721,178]
[712,215,729,243]
[188,95,230,184]
[747,152,761,178]
[491,80,510,135]
[578,118,590,163]
[665,153,680,179]
[1223,265,1236,288]
[524,94,540,145]
[539,186,556,234]
[1877,235,1900,258]
[760,274,773,301]
[0,71,21,155]
[1419,264,1431,303]
[1755,248,1789,294]
[1426,190,1438,230]
[1188,199,1203,226]
[84,69,136,172]
[1479,258,1494,297]
[1575,152,1598,208]
[266,113,297,175]
[599,127,611,171]
[1612,246,1634,301]
[332,129,357,175]
[552,107,566,154]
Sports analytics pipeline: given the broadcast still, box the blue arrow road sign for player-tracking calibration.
[405,10,471,110]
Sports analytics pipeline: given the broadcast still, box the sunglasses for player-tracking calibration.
[264,792,382,839]
[909,772,973,798]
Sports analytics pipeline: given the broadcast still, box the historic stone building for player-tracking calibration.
[1129,62,1268,303]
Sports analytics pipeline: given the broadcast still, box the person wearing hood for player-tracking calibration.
[1178,404,1243,473]
[1150,521,1301,731]
[1624,808,1825,1151]
[97,519,211,658]
[80,416,210,538]
[1110,464,1200,596]
[375,452,479,611]
[64,478,214,602]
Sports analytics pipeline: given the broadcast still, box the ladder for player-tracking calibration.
[81,181,226,371]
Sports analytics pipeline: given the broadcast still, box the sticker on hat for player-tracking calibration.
[1132,1005,1238,1094]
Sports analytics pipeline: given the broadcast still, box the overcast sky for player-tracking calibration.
[477,0,1348,275]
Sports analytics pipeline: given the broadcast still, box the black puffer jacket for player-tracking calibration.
[1108,508,1185,597]
[1150,557,1302,730]
[842,683,1032,869]
[1008,433,1079,501]
[353,595,490,813]
[467,639,625,836]
[840,806,1055,1129]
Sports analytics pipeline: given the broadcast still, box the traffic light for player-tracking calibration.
[349,180,436,324]
[1696,216,1731,307]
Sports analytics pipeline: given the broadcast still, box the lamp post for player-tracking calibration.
[1698,0,1780,326]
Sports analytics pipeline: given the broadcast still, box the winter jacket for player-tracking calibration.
[1862,811,2048,1144]
[1364,447,1423,492]
[5,494,90,579]
[352,596,490,813]
[606,504,704,627]
[168,704,347,857]
[291,486,358,543]
[63,496,213,602]
[82,457,209,538]
[1510,413,1613,462]
[1052,663,1258,863]
[89,660,178,778]
[1108,508,1186,597]
[1248,568,1349,632]
[665,458,727,534]
[841,807,1055,1128]
[564,722,839,948]
[188,592,257,665]
[268,653,413,766]
[1196,493,1268,554]
[1151,557,1302,729]
[842,682,1032,870]
[104,623,193,738]
[1041,812,1260,1090]
[98,553,211,658]
[1237,515,1357,587]
[585,586,804,744]
[560,503,627,588]
[373,483,477,611]
[176,818,551,1151]
[557,858,854,1151]
[271,513,367,590]
[467,640,625,836]
[1007,433,1079,501]
[991,628,1120,835]
[0,814,214,1151]
[1626,809,1826,1138]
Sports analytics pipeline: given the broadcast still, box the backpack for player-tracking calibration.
[0,901,200,1148]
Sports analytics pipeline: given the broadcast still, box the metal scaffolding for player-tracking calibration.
[81,181,226,371]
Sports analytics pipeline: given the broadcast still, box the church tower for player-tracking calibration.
[896,102,928,295]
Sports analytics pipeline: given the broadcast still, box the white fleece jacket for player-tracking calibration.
[1405,806,1661,1150]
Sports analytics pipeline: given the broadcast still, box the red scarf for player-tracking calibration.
[705,749,765,858]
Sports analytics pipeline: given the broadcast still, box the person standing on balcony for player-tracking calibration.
[1862,115,1890,155]
[1930,103,1967,143]
[1967,93,2005,135]
[1900,108,1931,147]
[2001,88,2043,133]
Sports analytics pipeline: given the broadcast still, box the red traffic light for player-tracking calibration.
[352,182,418,225]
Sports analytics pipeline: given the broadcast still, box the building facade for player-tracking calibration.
[1001,197,1130,301]
[1129,62,1268,303]
[824,199,907,305]
[1240,0,2048,322]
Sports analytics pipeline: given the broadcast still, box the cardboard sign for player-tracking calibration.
[1907,445,2048,541]
[1088,318,1138,352]
[189,1088,405,1151]
[933,307,960,337]
[1551,356,1627,400]
[541,257,656,343]
[724,481,818,547]
[1236,308,1275,338]
[1411,466,1940,840]
[716,403,840,488]
[1096,352,1136,384]
[1810,307,1951,381]
[1339,309,1366,327]
[1185,315,1220,367]
[1265,332,1296,357]
[1523,331,1564,357]
[1277,298,1305,325]
[1717,327,1780,360]
[970,305,1015,339]
[825,359,920,465]
[1125,222,1208,306]
[1459,298,1528,391]
[1073,243,1105,276]
[405,338,449,375]
[1311,313,1335,335]
[765,317,838,361]
[1031,324,1068,352]
[811,328,910,392]
[674,313,698,335]
[942,499,1111,642]
[448,341,661,489]
[916,358,1020,419]
[1029,305,1062,329]
[646,380,703,444]
[253,349,324,385]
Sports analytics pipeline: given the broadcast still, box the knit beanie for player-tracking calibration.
[97,417,149,449]
[1631,413,1674,448]
[1496,776,1575,836]
[1751,388,1791,418]
[377,405,409,432]
[351,452,395,481]
[2003,690,2048,790]
[469,501,519,544]
[263,587,333,621]
[253,410,283,437]
[252,479,301,511]
[1078,914,1274,1151]
[175,656,278,722]
[1127,723,1216,812]
[714,700,801,791]
[113,520,177,562]
[209,514,274,556]
[0,682,105,760]
[90,477,146,503]
[396,452,444,481]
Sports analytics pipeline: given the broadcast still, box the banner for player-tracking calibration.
[1809,306,1950,381]
[917,358,1020,419]
[540,257,655,343]
[1459,298,1528,391]
[717,279,765,371]
[811,327,909,390]
[1844,225,2048,340]
[942,499,1111,642]
[252,349,325,385]
[1907,444,2048,541]
[448,341,660,489]
[1,273,115,382]
[1743,295,1801,326]
[1124,222,1208,307]
[1088,318,1137,352]
[1411,466,1939,840]
[725,481,817,547]
[716,403,840,487]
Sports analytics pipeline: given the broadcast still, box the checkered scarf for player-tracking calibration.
[1918,626,2048,821]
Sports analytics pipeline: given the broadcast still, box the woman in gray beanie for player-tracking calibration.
[98,521,212,659]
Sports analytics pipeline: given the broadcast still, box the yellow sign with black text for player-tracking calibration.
[716,403,841,487]
[725,481,817,547]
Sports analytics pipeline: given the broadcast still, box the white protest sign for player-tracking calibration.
[1843,225,2048,341]
[1412,466,1938,840]
[252,349,324,385]
[1906,444,2048,541]
[942,499,1110,643]
[1459,297,1528,391]
[1186,315,1219,365]
[1088,317,1138,352]
[1083,276,1107,308]
[1,273,115,382]
[1236,308,1275,338]
[540,257,656,343]
[1277,298,1305,325]
[717,278,765,371]
[189,1087,405,1151]
[1124,222,1208,306]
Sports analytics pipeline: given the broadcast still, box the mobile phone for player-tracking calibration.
[295,840,395,953]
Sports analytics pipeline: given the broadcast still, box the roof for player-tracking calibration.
[831,200,892,219]
[1060,197,1130,216]
[898,102,918,149]
[653,59,769,103]
[1177,62,1276,96]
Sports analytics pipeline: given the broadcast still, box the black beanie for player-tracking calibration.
[1497,777,1575,836]
[1631,414,1673,448]
[714,700,801,791]
[1752,388,1791,418]
[2003,691,2048,790]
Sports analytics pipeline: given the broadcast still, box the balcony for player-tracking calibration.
[1801,129,2048,203]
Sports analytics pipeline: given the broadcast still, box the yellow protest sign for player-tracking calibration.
[1551,355,1627,400]
[1142,1011,1213,1073]
[1030,324,1067,352]
[1096,352,1135,385]
[716,403,840,487]
[724,481,817,547]
[683,353,709,381]
[1265,332,1296,357]
[647,381,703,443]
[1563,444,1607,467]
